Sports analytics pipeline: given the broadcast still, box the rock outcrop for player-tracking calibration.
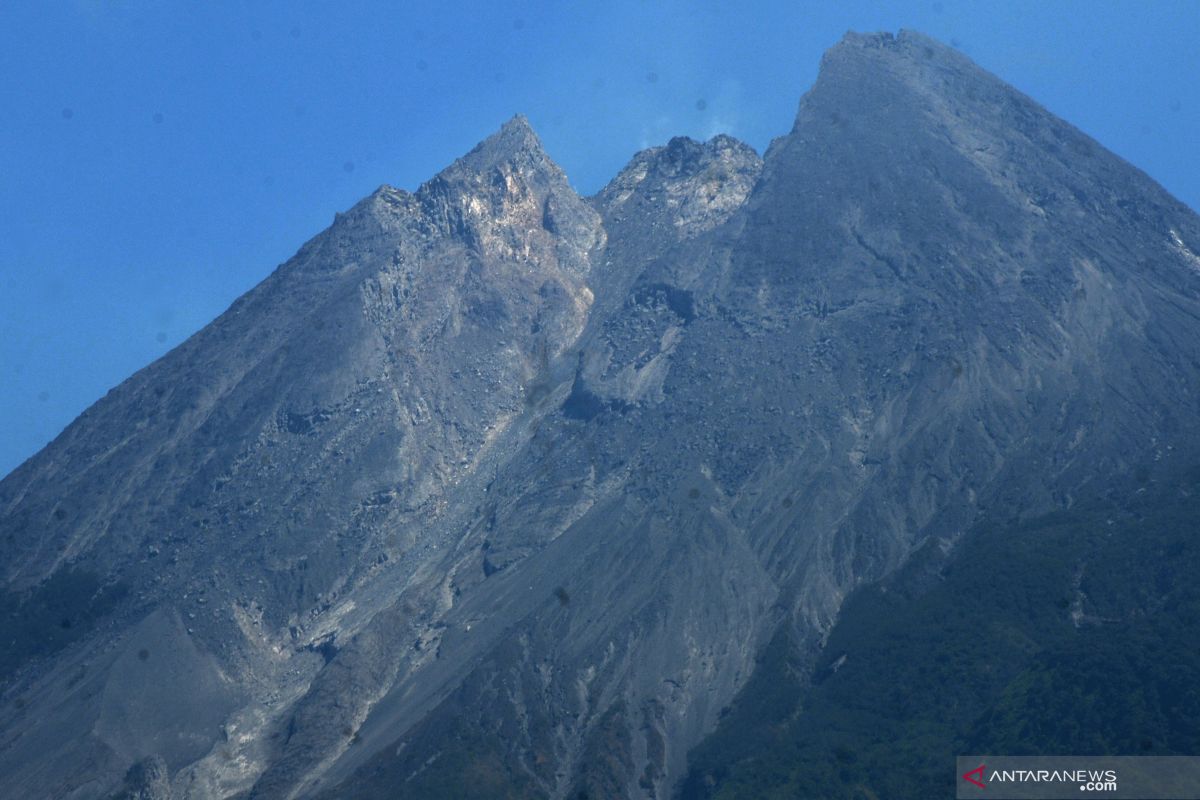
[2,29,1200,800]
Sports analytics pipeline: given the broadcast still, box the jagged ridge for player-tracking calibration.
[2,29,1200,800]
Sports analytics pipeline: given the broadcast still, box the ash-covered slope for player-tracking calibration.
[0,115,605,798]
[321,32,1200,800]
[3,29,1200,800]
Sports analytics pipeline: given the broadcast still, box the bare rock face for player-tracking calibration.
[0,115,605,799]
[597,134,762,240]
[3,29,1200,800]
[112,755,172,800]
[570,136,763,413]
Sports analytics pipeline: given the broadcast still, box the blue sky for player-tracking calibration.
[1,1,1197,478]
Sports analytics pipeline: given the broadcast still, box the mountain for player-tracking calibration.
[680,473,1200,799]
[3,29,1200,800]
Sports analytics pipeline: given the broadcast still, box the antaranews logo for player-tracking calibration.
[963,764,986,789]
[957,756,1200,799]
[982,767,1117,792]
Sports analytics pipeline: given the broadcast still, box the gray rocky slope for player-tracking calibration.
[3,30,1200,799]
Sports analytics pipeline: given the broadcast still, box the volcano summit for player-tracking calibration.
[3,30,1200,800]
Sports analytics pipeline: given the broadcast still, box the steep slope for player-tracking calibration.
[284,131,767,800]
[675,33,1200,797]
[2,29,1200,800]
[0,116,603,798]
[680,472,1200,799]
[316,30,1200,800]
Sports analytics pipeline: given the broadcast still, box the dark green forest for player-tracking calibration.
[682,473,1200,799]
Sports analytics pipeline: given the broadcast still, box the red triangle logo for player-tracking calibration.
[963,764,986,788]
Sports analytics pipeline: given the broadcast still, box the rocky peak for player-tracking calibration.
[807,29,985,106]
[596,132,762,240]
[416,115,602,277]
[789,27,1049,156]
[447,114,544,174]
[794,27,1095,182]
[778,27,1199,295]
[6,30,1200,800]
[424,114,562,205]
[821,29,973,71]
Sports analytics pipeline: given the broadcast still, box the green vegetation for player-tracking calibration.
[682,475,1200,799]
[320,720,545,800]
[383,733,540,800]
